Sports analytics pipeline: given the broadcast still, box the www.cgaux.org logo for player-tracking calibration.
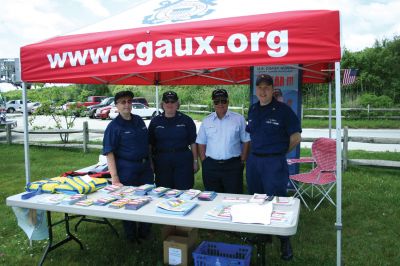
[143,0,216,24]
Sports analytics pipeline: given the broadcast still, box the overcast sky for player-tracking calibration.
[0,0,399,58]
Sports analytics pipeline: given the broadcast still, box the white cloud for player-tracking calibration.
[0,0,399,58]
[73,0,110,17]
[0,0,75,57]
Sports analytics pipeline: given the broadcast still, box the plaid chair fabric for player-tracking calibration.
[289,137,337,210]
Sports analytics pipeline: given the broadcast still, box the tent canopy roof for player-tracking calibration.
[20,9,340,85]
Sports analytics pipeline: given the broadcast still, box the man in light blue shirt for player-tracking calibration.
[196,88,250,193]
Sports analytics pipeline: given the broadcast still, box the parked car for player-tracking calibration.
[6,100,31,113]
[132,97,149,107]
[63,96,107,110]
[86,97,114,118]
[28,102,42,114]
[109,103,158,120]
[95,103,115,120]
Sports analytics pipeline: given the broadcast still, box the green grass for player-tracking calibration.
[301,119,400,129]
[1,144,400,265]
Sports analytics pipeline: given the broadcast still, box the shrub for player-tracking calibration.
[358,93,393,108]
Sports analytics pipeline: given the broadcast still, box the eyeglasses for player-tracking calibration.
[117,99,133,105]
[164,100,177,104]
[213,99,227,105]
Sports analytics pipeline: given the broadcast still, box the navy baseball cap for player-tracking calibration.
[162,91,178,102]
[212,88,228,99]
[256,74,274,86]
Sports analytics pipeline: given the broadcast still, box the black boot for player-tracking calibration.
[280,238,293,261]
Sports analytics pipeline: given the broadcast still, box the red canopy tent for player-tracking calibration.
[19,9,343,265]
[21,10,338,85]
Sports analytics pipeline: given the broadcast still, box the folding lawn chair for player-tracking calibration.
[289,137,337,210]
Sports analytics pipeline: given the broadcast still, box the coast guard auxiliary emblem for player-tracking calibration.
[143,0,216,24]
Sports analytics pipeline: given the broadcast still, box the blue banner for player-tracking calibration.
[250,65,302,175]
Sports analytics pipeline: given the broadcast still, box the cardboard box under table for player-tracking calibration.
[163,226,198,266]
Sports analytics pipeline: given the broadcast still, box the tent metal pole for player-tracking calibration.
[334,62,342,266]
[155,84,159,114]
[22,82,31,184]
[329,82,332,138]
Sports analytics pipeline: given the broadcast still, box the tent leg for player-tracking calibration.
[334,62,343,266]
[22,82,31,184]
[155,84,160,114]
[329,82,332,138]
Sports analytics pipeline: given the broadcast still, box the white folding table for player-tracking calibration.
[7,192,300,265]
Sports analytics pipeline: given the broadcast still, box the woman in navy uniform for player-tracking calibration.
[149,91,199,190]
[103,91,154,242]
[246,75,301,261]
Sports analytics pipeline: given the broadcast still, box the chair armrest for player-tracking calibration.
[287,157,315,165]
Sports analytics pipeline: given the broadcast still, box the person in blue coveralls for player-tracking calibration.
[196,88,250,194]
[103,91,154,242]
[148,91,199,189]
[246,74,302,261]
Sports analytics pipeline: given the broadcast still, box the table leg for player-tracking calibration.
[71,215,119,238]
[38,212,83,266]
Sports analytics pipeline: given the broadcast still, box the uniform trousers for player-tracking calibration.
[120,160,154,240]
[201,156,243,194]
[154,150,194,190]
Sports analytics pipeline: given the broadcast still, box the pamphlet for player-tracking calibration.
[197,191,217,201]
[179,189,201,200]
[222,196,248,203]
[249,193,267,204]
[125,197,152,210]
[156,198,197,216]
[230,202,273,224]
[74,199,94,207]
[163,189,183,198]
[37,194,67,205]
[204,205,232,221]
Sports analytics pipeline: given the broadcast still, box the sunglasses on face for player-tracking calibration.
[117,99,133,105]
[164,100,177,104]
[213,99,227,105]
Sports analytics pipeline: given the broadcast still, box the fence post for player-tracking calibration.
[301,105,304,120]
[343,126,349,170]
[241,104,244,115]
[83,121,88,153]
[6,123,12,144]
[367,104,370,120]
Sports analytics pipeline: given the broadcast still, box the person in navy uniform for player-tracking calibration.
[246,74,301,261]
[103,91,154,242]
[149,91,199,190]
[196,88,250,194]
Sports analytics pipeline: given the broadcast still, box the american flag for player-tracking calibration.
[342,68,358,86]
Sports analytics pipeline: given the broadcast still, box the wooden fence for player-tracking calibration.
[302,105,400,120]
[149,102,400,119]
[2,123,400,169]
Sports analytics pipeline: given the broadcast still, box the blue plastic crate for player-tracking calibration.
[192,241,252,266]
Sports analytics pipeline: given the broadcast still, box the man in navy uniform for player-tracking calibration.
[103,91,154,242]
[149,91,198,190]
[246,74,301,260]
[196,88,250,194]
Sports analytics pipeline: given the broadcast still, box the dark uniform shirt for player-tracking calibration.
[103,114,150,183]
[148,111,196,151]
[247,98,302,154]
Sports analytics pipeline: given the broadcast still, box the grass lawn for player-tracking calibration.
[1,144,400,265]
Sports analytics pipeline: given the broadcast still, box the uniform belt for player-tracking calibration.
[252,152,285,157]
[157,147,189,153]
[208,156,240,164]
[128,157,149,163]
